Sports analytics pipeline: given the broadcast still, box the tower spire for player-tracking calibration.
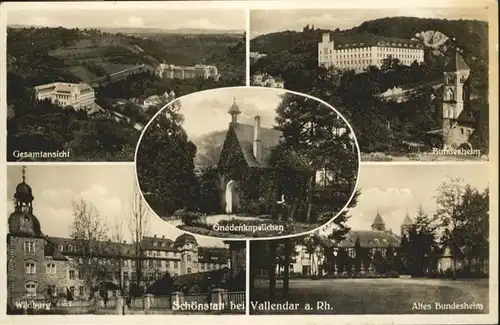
[228,97,241,124]
[21,166,26,183]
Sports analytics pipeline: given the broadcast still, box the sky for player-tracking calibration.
[7,9,245,31]
[176,87,284,140]
[250,7,489,38]
[6,165,226,247]
[341,163,490,233]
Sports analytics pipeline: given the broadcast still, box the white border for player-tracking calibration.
[132,86,362,242]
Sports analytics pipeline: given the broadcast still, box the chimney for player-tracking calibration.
[322,32,330,43]
[123,240,126,244]
[162,235,165,239]
[154,234,157,238]
[253,116,262,164]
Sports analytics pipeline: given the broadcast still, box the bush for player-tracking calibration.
[241,201,260,216]
[173,208,203,226]
[386,270,400,278]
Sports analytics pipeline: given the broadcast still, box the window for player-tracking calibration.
[25,262,36,274]
[46,263,56,274]
[24,241,36,252]
[187,267,192,274]
[79,286,84,297]
[174,261,178,268]
[47,285,56,296]
[193,261,198,267]
[187,255,191,262]
[25,283,37,297]
[207,264,212,270]
[69,270,76,280]
[153,241,157,247]
[200,263,205,270]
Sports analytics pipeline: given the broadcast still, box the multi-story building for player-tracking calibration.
[34,82,95,111]
[6,168,230,305]
[155,64,220,81]
[318,32,425,73]
[270,211,412,276]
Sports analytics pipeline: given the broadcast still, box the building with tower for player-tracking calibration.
[427,48,476,149]
[271,210,413,276]
[6,167,232,307]
[217,99,310,215]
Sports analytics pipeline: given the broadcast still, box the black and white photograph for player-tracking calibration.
[5,4,246,162]
[249,164,489,315]
[250,8,490,161]
[135,86,360,239]
[6,165,246,315]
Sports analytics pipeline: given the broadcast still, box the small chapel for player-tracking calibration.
[216,99,311,217]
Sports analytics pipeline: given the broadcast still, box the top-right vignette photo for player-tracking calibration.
[249,7,490,162]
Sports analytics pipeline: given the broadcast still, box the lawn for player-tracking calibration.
[250,278,489,315]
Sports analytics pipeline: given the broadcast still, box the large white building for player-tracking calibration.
[155,64,220,81]
[34,82,95,111]
[318,33,425,73]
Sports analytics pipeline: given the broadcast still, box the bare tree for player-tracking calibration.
[69,199,109,297]
[127,181,150,292]
[109,221,127,295]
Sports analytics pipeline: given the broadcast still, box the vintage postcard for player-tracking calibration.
[0,1,497,325]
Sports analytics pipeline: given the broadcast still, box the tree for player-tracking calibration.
[275,93,358,223]
[455,186,489,274]
[136,103,199,217]
[404,205,438,276]
[69,199,109,296]
[434,177,467,279]
[303,234,321,277]
[127,181,150,292]
[354,237,362,273]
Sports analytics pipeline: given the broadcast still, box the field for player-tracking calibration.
[250,278,490,314]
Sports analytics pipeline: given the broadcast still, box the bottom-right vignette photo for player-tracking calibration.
[249,163,490,315]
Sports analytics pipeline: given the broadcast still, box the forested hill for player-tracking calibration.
[251,17,488,62]
[352,17,488,61]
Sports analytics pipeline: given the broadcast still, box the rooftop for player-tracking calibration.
[322,32,423,50]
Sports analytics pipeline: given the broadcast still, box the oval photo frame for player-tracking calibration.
[134,86,361,240]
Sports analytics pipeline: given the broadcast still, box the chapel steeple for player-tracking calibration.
[228,98,241,124]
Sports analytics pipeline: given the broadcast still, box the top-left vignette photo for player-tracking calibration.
[4,5,246,162]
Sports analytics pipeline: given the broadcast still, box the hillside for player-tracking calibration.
[251,17,488,62]
[191,130,227,170]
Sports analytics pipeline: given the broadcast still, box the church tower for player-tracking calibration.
[7,167,45,305]
[228,98,241,124]
[400,211,413,236]
[371,210,386,231]
[442,47,471,148]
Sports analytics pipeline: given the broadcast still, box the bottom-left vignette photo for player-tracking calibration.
[6,164,247,315]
